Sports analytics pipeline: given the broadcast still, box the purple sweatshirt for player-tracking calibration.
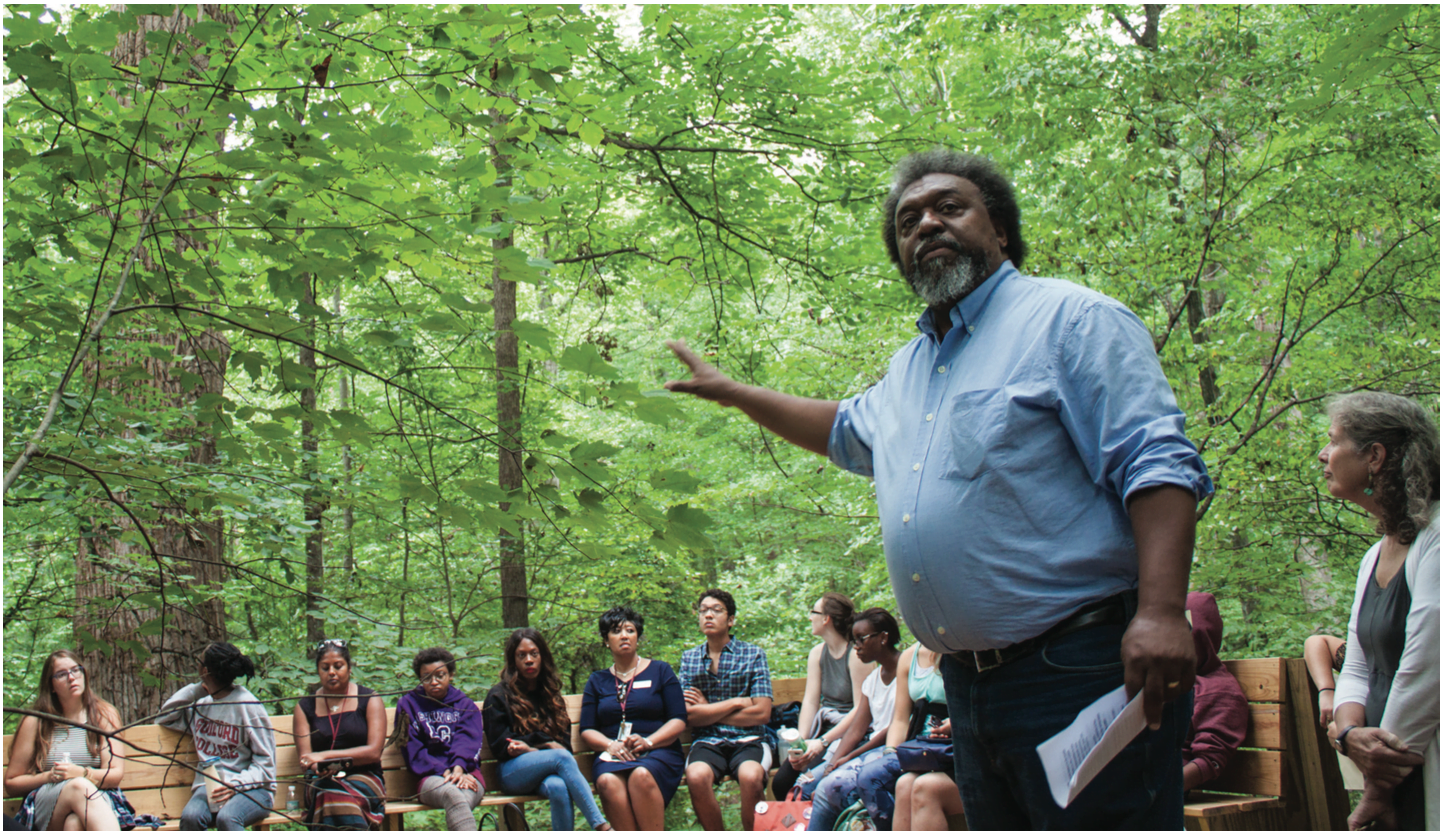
[396,684,486,782]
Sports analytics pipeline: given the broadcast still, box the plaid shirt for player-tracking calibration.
[678,637,773,743]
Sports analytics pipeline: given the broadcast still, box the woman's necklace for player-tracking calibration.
[613,660,639,681]
[324,684,349,713]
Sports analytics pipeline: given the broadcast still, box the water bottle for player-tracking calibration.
[779,728,806,763]
[285,783,300,812]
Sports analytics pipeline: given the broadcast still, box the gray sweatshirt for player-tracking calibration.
[158,682,277,793]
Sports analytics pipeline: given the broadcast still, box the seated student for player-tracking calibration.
[395,647,488,831]
[484,629,611,832]
[580,606,688,831]
[3,650,149,831]
[679,589,774,832]
[1182,592,1248,791]
[294,640,385,830]
[158,642,276,831]
[772,592,872,801]
[886,642,958,831]
[806,609,902,831]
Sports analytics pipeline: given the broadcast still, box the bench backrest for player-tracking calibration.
[1,677,810,819]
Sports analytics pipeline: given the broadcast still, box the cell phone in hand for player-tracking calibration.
[317,757,353,776]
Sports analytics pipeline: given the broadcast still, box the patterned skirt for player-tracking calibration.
[304,771,386,831]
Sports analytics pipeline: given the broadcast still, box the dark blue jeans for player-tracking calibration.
[940,618,1192,830]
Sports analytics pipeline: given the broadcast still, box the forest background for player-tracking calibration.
[2,4,1437,819]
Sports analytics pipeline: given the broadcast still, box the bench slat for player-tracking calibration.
[1222,659,1286,703]
[1204,749,1284,798]
[1240,703,1284,751]
[1183,792,1285,818]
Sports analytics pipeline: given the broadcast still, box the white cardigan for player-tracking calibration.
[1335,507,1438,829]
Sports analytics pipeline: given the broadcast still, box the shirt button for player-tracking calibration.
[937,365,946,373]
[902,513,911,523]
[936,626,946,635]
[912,573,921,583]
[967,325,975,333]
[912,463,921,471]
[925,413,934,422]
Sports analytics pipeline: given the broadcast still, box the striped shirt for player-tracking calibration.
[678,638,773,743]
[45,727,99,768]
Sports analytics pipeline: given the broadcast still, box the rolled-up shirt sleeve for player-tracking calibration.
[828,384,886,478]
[1054,300,1213,505]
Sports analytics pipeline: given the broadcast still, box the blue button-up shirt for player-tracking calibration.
[828,262,1213,652]
[678,637,773,743]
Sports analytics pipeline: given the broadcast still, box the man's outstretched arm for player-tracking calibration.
[664,340,838,456]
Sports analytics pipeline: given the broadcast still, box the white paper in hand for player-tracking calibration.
[1035,685,1147,808]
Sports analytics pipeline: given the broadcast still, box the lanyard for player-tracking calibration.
[615,669,637,724]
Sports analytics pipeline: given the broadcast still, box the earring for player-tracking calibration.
[1364,471,1375,496]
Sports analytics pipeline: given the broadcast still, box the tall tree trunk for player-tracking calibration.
[76,5,235,717]
[491,108,528,628]
[301,275,326,648]
[335,288,356,580]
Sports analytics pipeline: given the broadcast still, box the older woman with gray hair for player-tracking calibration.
[1318,391,1438,830]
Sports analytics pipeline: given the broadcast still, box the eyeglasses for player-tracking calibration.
[420,670,451,685]
[850,632,882,648]
[315,639,349,653]
[52,666,85,682]
[697,605,728,617]
[809,610,825,617]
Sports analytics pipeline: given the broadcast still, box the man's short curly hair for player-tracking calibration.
[881,149,1028,271]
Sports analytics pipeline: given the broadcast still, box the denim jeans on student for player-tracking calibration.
[854,751,903,830]
[806,747,885,831]
[179,786,274,831]
[497,747,607,831]
[940,614,1193,830]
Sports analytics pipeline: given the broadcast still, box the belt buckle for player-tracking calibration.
[973,649,1005,673]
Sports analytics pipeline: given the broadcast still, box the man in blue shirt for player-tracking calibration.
[665,150,1213,828]
[677,588,774,830]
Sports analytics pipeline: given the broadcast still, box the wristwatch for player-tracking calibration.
[1332,725,1359,755]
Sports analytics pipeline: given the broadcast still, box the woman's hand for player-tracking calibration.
[606,739,635,762]
[506,739,536,757]
[928,720,953,739]
[211,784,235,804]
[49,761,81,783]
[623,734,653,755]
[299,752,326,771]
[1338,727,1423,788]
[793,738,826,769]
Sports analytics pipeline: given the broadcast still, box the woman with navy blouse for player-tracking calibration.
[579,606,688,831]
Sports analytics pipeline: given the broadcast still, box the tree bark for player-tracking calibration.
[75,4,235,718]
[301,275,326,649]
[491,109,528,628]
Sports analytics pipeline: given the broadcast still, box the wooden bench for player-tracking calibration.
[1182,657,1348,831]
[2,678,808,831]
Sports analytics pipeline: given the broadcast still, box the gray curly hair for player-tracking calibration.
[1327,391,1440,545]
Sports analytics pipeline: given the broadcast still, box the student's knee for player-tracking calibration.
[915,773,950,801]
[59,777,97,801]
[685,763,715,791]
[179,804,209,830]
[628,766,658,793]
[62,813,82,831]
[597,772,625,798]
[736,761,765,791]
[541,773,568,799]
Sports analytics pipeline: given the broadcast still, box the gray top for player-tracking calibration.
[1358,559,1413,729]
[45,726,99,768]
[818,644,853,713]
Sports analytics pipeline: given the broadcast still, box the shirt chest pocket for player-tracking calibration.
[940,388,1012,480]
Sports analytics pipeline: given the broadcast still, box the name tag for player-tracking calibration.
[634,680,652,689]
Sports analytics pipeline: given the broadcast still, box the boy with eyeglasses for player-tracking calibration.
[678,588,774,830]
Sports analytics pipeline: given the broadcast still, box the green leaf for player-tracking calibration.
[649,469,701,494]
[558,343,621,379]
[578,120,605,147]
[509,319,554,352]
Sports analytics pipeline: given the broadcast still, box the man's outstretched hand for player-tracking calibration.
[664,340,739,406]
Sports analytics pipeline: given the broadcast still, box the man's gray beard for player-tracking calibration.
[907,249,989,308]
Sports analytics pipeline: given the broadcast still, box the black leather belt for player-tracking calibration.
[951,590,1135,673]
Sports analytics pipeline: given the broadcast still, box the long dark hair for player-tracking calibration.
[29,650,120,772]
[501,628,569,739]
